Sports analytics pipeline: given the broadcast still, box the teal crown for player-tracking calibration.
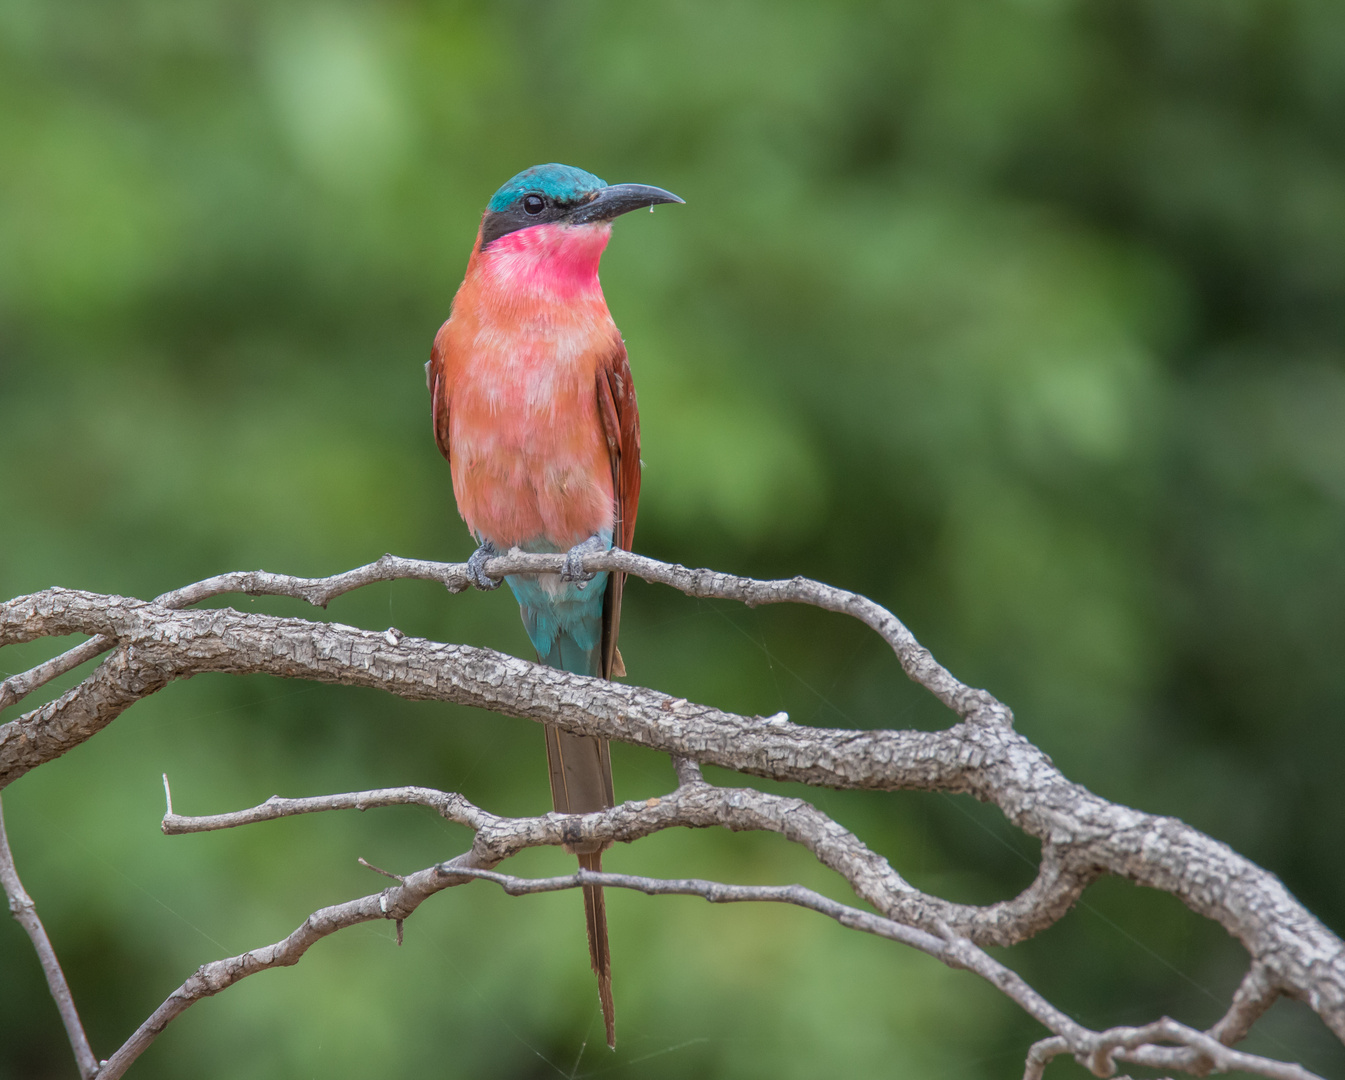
[487,164,607,213]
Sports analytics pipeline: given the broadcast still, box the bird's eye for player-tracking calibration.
[522,194,546,215]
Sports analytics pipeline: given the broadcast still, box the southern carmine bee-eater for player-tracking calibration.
[427,164,682,1047]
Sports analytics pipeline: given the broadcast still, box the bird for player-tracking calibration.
[427,163,682,1048]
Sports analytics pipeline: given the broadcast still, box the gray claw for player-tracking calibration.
[559,536,607,587]
[466,541,502,591]
[561,552,594,587]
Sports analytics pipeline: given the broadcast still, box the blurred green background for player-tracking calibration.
[2,0,1344,1076]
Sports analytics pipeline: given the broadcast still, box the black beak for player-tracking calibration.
[567,183,684,225]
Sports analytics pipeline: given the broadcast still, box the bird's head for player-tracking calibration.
[479,163,682,250]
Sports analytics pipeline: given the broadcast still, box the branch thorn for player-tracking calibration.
[359,857,405,883]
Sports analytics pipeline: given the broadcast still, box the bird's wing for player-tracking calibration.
[596,343,642,679]
[427,326,452,463]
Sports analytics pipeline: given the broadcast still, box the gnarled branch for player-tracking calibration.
[2,552,1341,1078]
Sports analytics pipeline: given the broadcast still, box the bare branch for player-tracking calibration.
[154,777,1080,949]
[153,776,1332,1080]
[3,579,1340,1046]
[0,795,100,1079]
[2,553,1342,1076]
[0,549,998,720]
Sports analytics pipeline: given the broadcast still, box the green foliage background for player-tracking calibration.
[3,1,1344,1076]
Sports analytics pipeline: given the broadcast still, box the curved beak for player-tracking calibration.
[567,183,684,224]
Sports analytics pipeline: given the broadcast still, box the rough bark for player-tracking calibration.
[1,552,1340,1078]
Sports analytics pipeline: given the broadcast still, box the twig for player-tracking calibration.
[0,795,100,1079]
[0,555,460,713]
[161,784,487,834]
[357,857,406,883]
[0,636,110,712]
[1208,962,1280,1047]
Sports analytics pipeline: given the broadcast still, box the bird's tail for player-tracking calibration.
[543,722,617,1048]
[521,586,619,1048]
[578,848,614,1049]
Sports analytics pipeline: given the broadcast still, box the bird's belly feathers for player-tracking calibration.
[448,327,615,551]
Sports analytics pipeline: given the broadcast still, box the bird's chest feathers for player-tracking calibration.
[457,223,615,416]
[446,223,618,546]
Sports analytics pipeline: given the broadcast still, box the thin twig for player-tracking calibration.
[0,795,100,1079]
[357,857,405,883]
[161,785,487,834]
[1208,962,1280,1047]
[0,636,110,712]
[0,555,458,712]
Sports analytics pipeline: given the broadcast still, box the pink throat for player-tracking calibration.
[479,222,612,300]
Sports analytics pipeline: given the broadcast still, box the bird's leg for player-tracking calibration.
[560,534,608,588]
[465,538,503,591]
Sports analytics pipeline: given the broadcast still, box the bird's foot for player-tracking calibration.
[560,535,608,588]
[465,539,502,591]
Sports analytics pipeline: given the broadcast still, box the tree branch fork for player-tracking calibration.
[0,551,1340,1079]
